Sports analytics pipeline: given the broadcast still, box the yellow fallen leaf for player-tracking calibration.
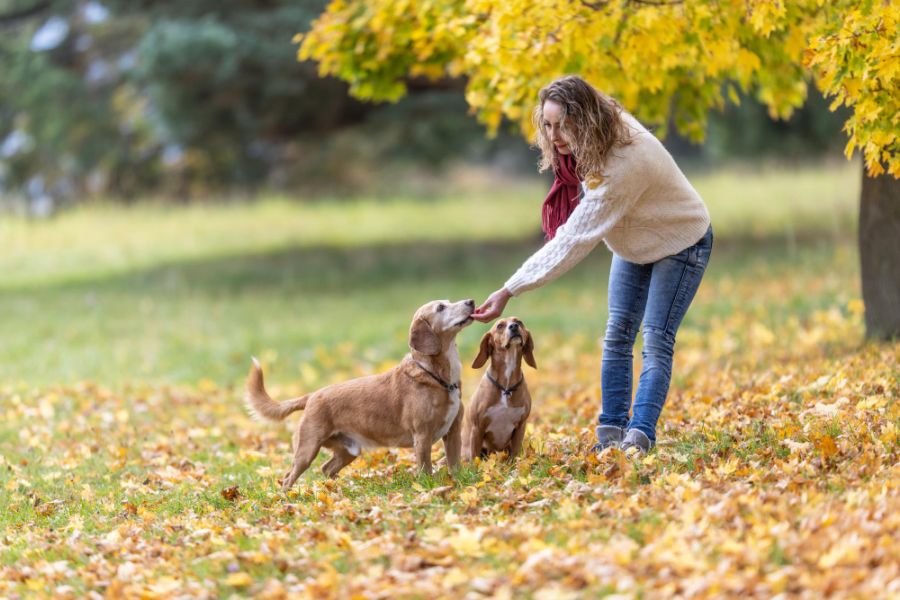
[224,572,253,587]
[448,527,483,557]
[459,487,478,507]
[817,435,838,460]
[817,537,860,568]
[148,577,182,595]
[718,457,739,476]
[856,395,885,410]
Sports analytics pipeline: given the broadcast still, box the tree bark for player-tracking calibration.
[859,165,900,340]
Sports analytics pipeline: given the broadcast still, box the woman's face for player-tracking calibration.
[542,100,572,155]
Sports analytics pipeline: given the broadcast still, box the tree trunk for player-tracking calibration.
[859,165,900,340]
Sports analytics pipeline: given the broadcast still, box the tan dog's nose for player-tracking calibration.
[465,299,475,309]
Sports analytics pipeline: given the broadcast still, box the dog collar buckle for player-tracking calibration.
[486,372,524,397]
[413,360,459,394]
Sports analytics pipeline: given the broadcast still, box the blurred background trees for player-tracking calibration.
[1,0,849,213]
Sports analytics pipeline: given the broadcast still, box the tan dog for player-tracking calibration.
[245,299,475,490]
[463,317,535,461]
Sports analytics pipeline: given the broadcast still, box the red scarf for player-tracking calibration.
[541,152,581,240]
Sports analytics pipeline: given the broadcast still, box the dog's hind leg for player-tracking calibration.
[291,427,301,453]
[281,438,321,491]
[280,428,303,484]
[321,439,358,478]
[281,419,324,491]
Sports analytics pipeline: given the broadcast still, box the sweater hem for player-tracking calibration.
[607,217,711,265]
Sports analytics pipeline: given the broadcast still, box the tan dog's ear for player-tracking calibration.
[409,317,441,355]
[523,332,537,369]
[471,331,493,368]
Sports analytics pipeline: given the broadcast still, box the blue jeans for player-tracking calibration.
[599,225,713,443]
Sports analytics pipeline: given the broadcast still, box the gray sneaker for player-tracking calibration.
[591,425,624,453]
[621,429,653,455]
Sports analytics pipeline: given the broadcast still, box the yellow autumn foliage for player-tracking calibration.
[298,0,899,177]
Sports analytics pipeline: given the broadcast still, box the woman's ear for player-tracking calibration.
[471,331,493,369]
[523,332,537,369]
[409,317,441,356]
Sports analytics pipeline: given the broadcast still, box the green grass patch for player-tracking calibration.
[0,160,859,386]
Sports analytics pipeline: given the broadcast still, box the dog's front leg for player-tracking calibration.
[443,404,463,471]
[413,432,433,475]
[461,414,475,462]
[465,422,484,463]
[507,419,527,461]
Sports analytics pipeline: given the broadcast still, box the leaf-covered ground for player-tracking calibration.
[2,292,897,598]
[1,163,896,597]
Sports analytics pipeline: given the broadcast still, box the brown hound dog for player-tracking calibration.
[245,299,475,490]
[463,317,535,461]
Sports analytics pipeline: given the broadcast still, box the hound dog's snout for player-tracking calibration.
[465,299,475,309]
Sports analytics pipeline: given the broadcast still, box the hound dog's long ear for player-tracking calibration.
[471,331,492,369]
[409,317,441,356]
[523,331,537,369]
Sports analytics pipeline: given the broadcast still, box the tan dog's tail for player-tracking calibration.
[244,357,309,422]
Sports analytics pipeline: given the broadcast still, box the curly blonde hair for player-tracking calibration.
[533,75,633,185]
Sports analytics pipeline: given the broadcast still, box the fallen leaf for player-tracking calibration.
[221,485,241,501]
[223,572,253,587]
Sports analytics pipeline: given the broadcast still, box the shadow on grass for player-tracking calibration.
[17,237,545,296]
[0,231,856,385]
[8,227,848,297]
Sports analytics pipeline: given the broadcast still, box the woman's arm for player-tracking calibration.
[473,182,637,322]
[503,181,636,295]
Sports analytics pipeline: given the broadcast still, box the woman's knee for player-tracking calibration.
[641,326,675,360]
[603,317,638,352]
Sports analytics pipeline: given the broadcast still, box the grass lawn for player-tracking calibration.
[1,159,897,598]
[0,159,860,386]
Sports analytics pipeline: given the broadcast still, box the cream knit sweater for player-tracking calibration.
[504,112,710,297]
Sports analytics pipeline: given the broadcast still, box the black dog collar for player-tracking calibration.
[413,360,460,393]
[486,372,524,398]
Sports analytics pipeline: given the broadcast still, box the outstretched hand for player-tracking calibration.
[472,288,512,322]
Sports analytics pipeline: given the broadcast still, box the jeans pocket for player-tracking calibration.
[697,229,713,267]
[685,244,700,267]
[697,244,711,268]
[688,227,713,268]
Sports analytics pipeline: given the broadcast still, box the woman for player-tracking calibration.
[472,75,712,455]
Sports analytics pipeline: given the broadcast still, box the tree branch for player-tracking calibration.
[405,75,467,94]
[0,1,52,27]
[629,0,684,5]
[581,0,683,10]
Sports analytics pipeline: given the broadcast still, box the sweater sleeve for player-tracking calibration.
[503,182,637,296]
